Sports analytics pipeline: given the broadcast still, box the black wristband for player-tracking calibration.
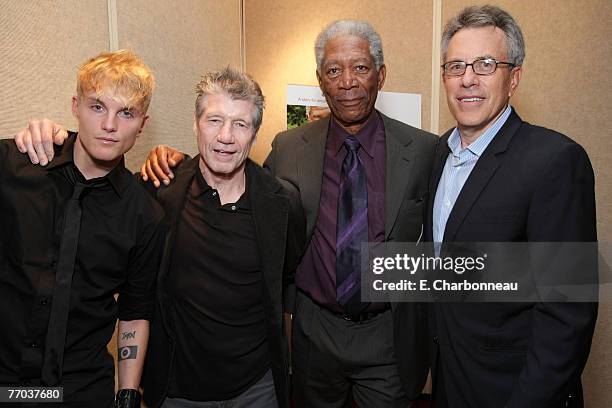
[114,388,141,408]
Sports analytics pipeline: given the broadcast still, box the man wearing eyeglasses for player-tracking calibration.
[425,5,597,408]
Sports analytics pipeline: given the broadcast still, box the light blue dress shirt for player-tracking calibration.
[433,105,512,247]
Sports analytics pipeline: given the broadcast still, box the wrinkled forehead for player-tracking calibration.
[200,93,257,119]
[322,35,373,64]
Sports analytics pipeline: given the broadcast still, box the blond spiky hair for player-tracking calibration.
[76,49,155,112]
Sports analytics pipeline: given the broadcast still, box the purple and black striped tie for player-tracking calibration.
[336,135,369,315]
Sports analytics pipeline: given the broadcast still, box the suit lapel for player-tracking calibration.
[383,114,415,239]
[248,161,289,307]
[297,117,329,237]
[443,110,522,241]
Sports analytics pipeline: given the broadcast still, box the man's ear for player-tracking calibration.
[377,64,387,90]
[508,66,522,98]
[71,96,79,118]
[138,115,149,134]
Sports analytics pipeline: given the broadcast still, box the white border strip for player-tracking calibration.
[430,0,442,134]
[239,0,246,72]
[107,0,119,51]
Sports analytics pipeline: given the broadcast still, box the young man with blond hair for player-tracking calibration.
[0,50,164,407]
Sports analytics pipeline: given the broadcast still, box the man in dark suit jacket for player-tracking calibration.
[426,5,597,407]
[264,20,436,407]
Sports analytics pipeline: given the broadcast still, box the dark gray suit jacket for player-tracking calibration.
[264,111,438,399]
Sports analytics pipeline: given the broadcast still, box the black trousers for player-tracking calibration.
[292,291,410,408]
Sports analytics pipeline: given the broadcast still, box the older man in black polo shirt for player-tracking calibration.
[14,67,305,408]
[140,68,304,408]
[0,50,164,407]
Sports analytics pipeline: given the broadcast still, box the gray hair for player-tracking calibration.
[315,20,384,74]
[441,4,525,66]
[194,67,265,133]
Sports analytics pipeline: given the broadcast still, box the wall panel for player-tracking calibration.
[117,0,242,170]
[0,0,109,140]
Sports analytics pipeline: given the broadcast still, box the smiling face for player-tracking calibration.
[72,91,148,178]
[195,92,256,183]
[443,26,522,141]
[317,35,386,134]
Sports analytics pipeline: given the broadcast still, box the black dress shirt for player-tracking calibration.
[167,167,269,401]
[0,134,165,407]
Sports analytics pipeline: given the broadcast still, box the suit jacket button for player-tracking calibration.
[433,336,439,344]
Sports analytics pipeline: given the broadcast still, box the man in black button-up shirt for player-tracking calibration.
[0,50,164,407]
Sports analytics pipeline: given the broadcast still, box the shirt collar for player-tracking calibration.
[329,110,382,158]
[192,160,251,209]
[46,131,130,198]
[447,104,512,157]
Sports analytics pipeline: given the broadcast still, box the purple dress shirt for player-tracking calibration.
[295,111,386,313]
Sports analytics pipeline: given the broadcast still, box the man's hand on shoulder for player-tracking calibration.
[140,145,185,188]
[14,118,68,165]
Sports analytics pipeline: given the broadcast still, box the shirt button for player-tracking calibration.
[231,205,236,211]
[445,200,451,206]
[40,299,48,306]
[31,343,39,349]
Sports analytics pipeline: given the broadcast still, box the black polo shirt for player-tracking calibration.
[167,166,269,401]
[0,134,165,407]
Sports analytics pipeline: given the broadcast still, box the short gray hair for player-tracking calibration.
[441,4,525,66]
[315,20,384,74]
[194,67,265,133]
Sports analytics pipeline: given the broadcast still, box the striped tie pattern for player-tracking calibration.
[336,135,369,315]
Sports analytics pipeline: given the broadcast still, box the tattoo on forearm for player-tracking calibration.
[120,331,136,340]
[118,346,138,361]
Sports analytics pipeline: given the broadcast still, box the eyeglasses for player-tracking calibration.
[441,58,516,76]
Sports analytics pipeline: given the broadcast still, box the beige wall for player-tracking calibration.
[0,0,241,171]
[117,0,242,170]
[245,0,434,164]
[245,0,611,405]
[0,0,108,141]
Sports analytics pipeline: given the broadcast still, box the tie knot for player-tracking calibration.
[344,136,360,152]
[71,183,87,200]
